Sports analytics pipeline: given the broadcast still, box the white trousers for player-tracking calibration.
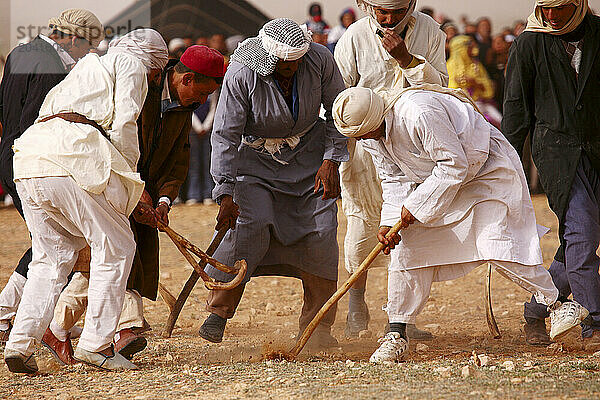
[387,259,559,324]
[0,272,26,330]
[5,176,135,356]
[49,272,144,341]
[340,139,384,274]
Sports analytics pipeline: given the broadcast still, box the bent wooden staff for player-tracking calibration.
[289,218,404,357]
[156,223,245,338]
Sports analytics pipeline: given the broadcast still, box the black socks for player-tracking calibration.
[389,322,407,340]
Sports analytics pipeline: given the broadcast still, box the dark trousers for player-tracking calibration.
[0,159,31,278]
[186,132,214,201]
[206,267,337,333]
[524,155,600,337]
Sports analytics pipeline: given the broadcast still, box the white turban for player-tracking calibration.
[333,85,482,138]
[526,0,588,35]
[108,29,169,71]
[333,87,386,138]
[357,0,417,33]
[48,8,104,48]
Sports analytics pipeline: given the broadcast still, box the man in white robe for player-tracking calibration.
[334,0,447,338]
[332,85,590,363]
[3,29,169,374]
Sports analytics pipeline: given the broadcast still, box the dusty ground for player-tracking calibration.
[0,195,599,399]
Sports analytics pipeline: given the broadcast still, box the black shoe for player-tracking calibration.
[199,314,227,343]
[5,349,38,374]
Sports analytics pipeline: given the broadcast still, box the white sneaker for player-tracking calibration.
[369,332,408,364]
[549,300,589,340]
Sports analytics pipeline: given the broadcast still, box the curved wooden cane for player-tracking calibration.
[157,221,246,292]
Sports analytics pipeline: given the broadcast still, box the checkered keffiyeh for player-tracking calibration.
[231,18,312,76]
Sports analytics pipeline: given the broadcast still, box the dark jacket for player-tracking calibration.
[127,62,195,300]
[502,14,600,262]
[0,36,68,175]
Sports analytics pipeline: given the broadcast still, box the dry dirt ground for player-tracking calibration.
[0,195,599,399]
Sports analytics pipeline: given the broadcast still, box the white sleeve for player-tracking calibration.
[334,32,359,88]
[404,29,449,87]
[364,142,416,227]
[106,55,148,170]
[402,111,468,224]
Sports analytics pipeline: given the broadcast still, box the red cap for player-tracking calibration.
[180,45,225,78]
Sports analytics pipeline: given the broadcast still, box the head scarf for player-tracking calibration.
[108,29,168,71]
[48,9,104,48]
[525,0,589,35]
[356,0,417,33]
[333,84,481,138]
[231,18,313,76]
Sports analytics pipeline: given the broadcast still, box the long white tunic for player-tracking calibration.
[12,52,148,216]
[334,11,448,223]
[362,90,543,270]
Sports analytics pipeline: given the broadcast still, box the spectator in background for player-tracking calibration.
[169,38,187,59]
[310,23,329,46]
[465,23,477,35]
[306,2,329,34]
[441,21,459,59]
[196,36,209,47]
[475,17,493,66]
[186,91,217,205]
[327,7,356,53]
[447,35,501,128]
[513,20,526,36]
[486,34,510,112]
[209,34,227,55]
[182,37,194,48]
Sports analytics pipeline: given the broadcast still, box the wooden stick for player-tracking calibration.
[485,263,501,338]
[162,227,229,338]
[158,282,176,313]
[158,222,238,275]
[289,219,404,357]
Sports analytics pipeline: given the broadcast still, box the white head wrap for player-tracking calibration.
[231,18,313,76]
[333,87,386,138]
[525,0,588,35]
[48,8,104,48]
[108,29,169,71]
[357,0,417,33]
[333,84,481,138]
[168,38,186,53]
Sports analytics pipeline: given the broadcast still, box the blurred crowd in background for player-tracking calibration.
[0,2,549,207]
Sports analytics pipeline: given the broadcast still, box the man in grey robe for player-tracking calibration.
[200,18,348,348]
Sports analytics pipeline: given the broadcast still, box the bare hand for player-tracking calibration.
[381,29,412,68]
[216,195,240,231]
[314,159,341,200]
[400,206,416,229]
[377,226,401,255]
[132,191,158,227]
[377,207,416,255]
[155,203,170,230]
